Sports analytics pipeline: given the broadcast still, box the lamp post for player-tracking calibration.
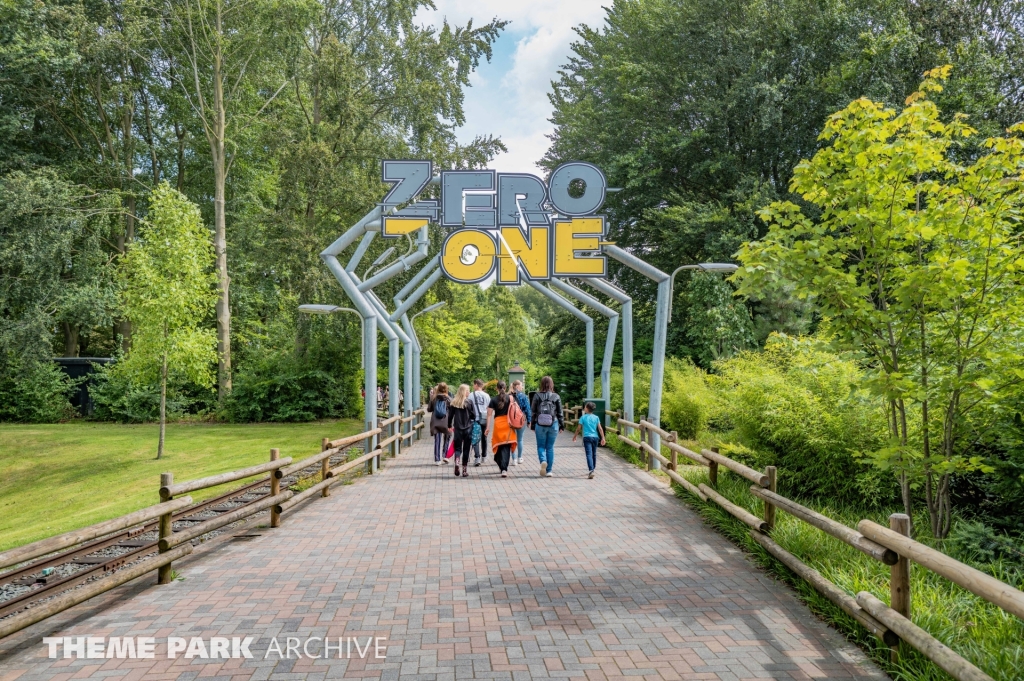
[410,301,446,406]
[298,304,364,365]
[667,262,740,322]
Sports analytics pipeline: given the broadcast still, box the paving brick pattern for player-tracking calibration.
[0,431,885,680]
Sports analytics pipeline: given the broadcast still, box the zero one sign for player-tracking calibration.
[377,160,610,285]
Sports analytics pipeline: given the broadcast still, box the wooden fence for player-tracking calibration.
[0,407,428,641]
[602,410,1023,681]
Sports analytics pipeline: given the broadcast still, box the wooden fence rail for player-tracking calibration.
[0,406,430,642]
[0,497,193,572]
[606,409,1020,681]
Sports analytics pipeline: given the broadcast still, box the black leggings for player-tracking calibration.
[454,427,473,466]
[495,444,512,472]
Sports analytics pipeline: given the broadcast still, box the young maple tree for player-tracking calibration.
[118,183,217,459]
[735,67,1024,537]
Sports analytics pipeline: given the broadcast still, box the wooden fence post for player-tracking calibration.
[764,466,777,531]
[270,449,281,528]
[670,431,678,471]
[365,417,375,470]
[321,438,331,498]
[709,447,720,487]
[889,512,912,662]
[158,473,174,584]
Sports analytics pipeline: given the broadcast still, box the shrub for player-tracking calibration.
[90,360,216,423]
[707,334,890,503]
[225,351,360,422]
[660,359,711,439]
[0,357,77,422]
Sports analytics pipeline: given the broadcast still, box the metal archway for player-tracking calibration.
[316,162,680,469]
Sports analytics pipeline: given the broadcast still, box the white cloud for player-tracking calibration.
[418,0,608,174]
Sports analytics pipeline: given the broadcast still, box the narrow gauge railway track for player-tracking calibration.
[0,446,364,620]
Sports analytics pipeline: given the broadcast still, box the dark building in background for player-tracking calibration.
[53,358,114,416]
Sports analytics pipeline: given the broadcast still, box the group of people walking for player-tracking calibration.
[426,376,606,479]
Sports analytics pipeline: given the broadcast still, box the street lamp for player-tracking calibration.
[298,304,364,365]
[409,301,446,406]
[667,262,740,322]
[411,301,446,322]
[362,247,396,279]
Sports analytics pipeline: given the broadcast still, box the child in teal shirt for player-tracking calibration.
[572,402,606,478]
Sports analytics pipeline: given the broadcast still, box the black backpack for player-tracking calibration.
[536,393,557,426]
[434,397,448,418]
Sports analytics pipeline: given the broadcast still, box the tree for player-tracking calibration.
[734,69,1024,536]
[159,0,311,399]
[543,0,1024,361]
[118,183,217,458]
[679,274,753,367]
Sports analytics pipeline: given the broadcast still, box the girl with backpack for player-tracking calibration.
[530,376,564,477]
[486,381,521,477]
[427,383,452,465]
[448,384,478,477]
[510,380,532,466]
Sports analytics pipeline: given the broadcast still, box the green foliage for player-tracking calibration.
[735,69,1024,535]
[544,0,1024,359]
[225,354,354,422]
[89,362,216,422]
[115,184,217,388]
[708,335,889,502]
[415,284,534,390]
[660,360,710,440]
[679,274,754,367]
[0,358,77,423]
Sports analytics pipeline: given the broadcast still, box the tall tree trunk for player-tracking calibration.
[212,7,231,400]
[157,349,168,460]
[114,196,137,353]
[175,121,186,192]
[61,323,79,357]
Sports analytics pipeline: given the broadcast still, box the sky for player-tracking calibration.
[416,0,609,175]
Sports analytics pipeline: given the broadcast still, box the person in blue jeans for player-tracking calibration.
[510,380,532,466]
[573,401,606,479]
[530,375,564,477]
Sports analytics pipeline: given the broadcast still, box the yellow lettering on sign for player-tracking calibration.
[497,226,550,283]
[553,217,606,276]
[440,229,497,283]
[382,217,429,237]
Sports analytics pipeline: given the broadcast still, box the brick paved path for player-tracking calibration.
[1,431,885,681]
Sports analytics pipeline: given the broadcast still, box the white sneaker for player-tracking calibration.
[435,460,442,466]
[442,458,449,464]
[588,470,595,479]
[546,471,554,477]
[540,463,547,477]
[501,471,508,478]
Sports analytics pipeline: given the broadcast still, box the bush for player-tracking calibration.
[707,334,890,503]
[0,358,77,422]
[225,351,360,422]
[660,359,711,439]
[90,360,216,423]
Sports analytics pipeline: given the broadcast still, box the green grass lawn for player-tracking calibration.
[0,419,363,552]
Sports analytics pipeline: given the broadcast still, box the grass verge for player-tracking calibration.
[0,419,362,551]
[604,433,1024,681]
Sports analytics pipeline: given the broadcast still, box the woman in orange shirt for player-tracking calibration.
[486,381,518,477]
